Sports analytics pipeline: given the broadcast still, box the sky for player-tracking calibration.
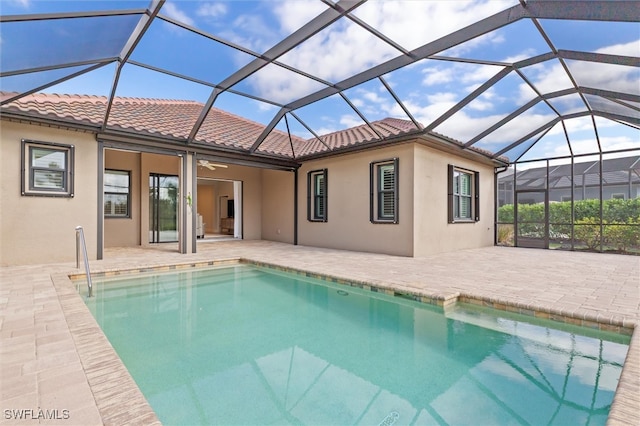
[1,0,638,163]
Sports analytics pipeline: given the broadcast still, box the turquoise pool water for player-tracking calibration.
[85,265,629,425]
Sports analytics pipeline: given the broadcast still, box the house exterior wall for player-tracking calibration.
[196,184,215,234]
[413,144,495,256]
[297,144,415,257]
[104,149,141,247]
[0,121,98,266]
[261,169,295,244]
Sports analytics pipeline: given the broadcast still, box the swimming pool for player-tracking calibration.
[85,264,629,425]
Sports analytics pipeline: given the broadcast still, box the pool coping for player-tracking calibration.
[60,257,639,426]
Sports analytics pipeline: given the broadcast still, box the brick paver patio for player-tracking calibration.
[1,241,638,425]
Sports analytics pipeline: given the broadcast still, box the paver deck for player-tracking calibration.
[1,241,638,425]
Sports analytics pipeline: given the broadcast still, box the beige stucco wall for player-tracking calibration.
[196,184,215,233]
[297,144,415,256]
[261,169,295,243]
[413,143,496,256]
[104,149,141,247]
[0,121,98,266]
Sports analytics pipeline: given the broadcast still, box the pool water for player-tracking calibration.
[85,265,629,425]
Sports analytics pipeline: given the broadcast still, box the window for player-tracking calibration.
[307,169,327,221]
[611,193,625,200]
[448,165,479,223]
[370,158,398,223]
[104,170,131,217]
[21,140,74,197]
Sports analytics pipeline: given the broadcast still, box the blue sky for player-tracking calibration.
[1,0,638,162]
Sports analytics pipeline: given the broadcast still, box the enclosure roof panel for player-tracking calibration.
[1,0,638,165]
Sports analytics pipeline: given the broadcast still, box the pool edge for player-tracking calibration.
[61,258,639,426]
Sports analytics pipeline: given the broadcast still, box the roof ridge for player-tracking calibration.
[0,91,206,105]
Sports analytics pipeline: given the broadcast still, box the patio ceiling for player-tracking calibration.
[1,0,638,165]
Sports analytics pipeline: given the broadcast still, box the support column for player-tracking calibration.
[180,152,196,254]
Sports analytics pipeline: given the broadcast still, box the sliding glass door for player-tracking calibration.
[149,174,179,243]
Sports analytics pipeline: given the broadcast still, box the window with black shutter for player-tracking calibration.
[448,164,480,223]
[370,158,398,223]
[307,169,327,222]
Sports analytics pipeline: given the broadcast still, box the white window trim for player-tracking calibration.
[104,169,131,218]
[21,139,74,197]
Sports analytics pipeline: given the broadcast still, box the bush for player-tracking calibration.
[574,218,602,250]
[604,221,640,253]
[497,198,640,253]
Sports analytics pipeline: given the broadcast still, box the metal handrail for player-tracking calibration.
[75,226,93,297]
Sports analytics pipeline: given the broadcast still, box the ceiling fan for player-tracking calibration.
[198,160,229,171]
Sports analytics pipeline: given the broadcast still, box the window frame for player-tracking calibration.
[21,139,74,197]
[448,164,480,223]
[104,169,131,218]
[370,158,399,224]
[307,168,327,222]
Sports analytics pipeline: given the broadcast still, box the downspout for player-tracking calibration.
[97,139,104,260]
[191,152,197,254]
[294,168,298,245]
[181,153,188,254]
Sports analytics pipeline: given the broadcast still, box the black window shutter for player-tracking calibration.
[447,164,454,223]
[306,171,311,221]
[323,168,328,222]
[474,170,480,221]
[393,158,399,223]
[369,162,374,222]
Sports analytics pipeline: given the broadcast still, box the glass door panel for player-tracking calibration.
[149,174,178,243]
[515,190,548,249]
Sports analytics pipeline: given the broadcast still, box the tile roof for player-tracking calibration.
[0,92,502,163]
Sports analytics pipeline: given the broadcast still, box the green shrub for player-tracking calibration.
[497,198,640,253]
[574,218,601,250]
[604,220,640,253]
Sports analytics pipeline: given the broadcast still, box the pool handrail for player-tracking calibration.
[75,226,93,297]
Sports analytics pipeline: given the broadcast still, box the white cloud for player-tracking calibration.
[272,0,327,35]
[486,111,557,143]
[444,31,506,57]
[197,2,228,18]
[599,135,640,152]
[515,39,640,102]
[352,0,512,52]
[422,67,453,86]
[248,0,515,108]
[339,115,364,129]
[216,14,279,54]
[163,2,195,26]
[461,64,504,84]
[596,40,640,57]
[433,110,509,141]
